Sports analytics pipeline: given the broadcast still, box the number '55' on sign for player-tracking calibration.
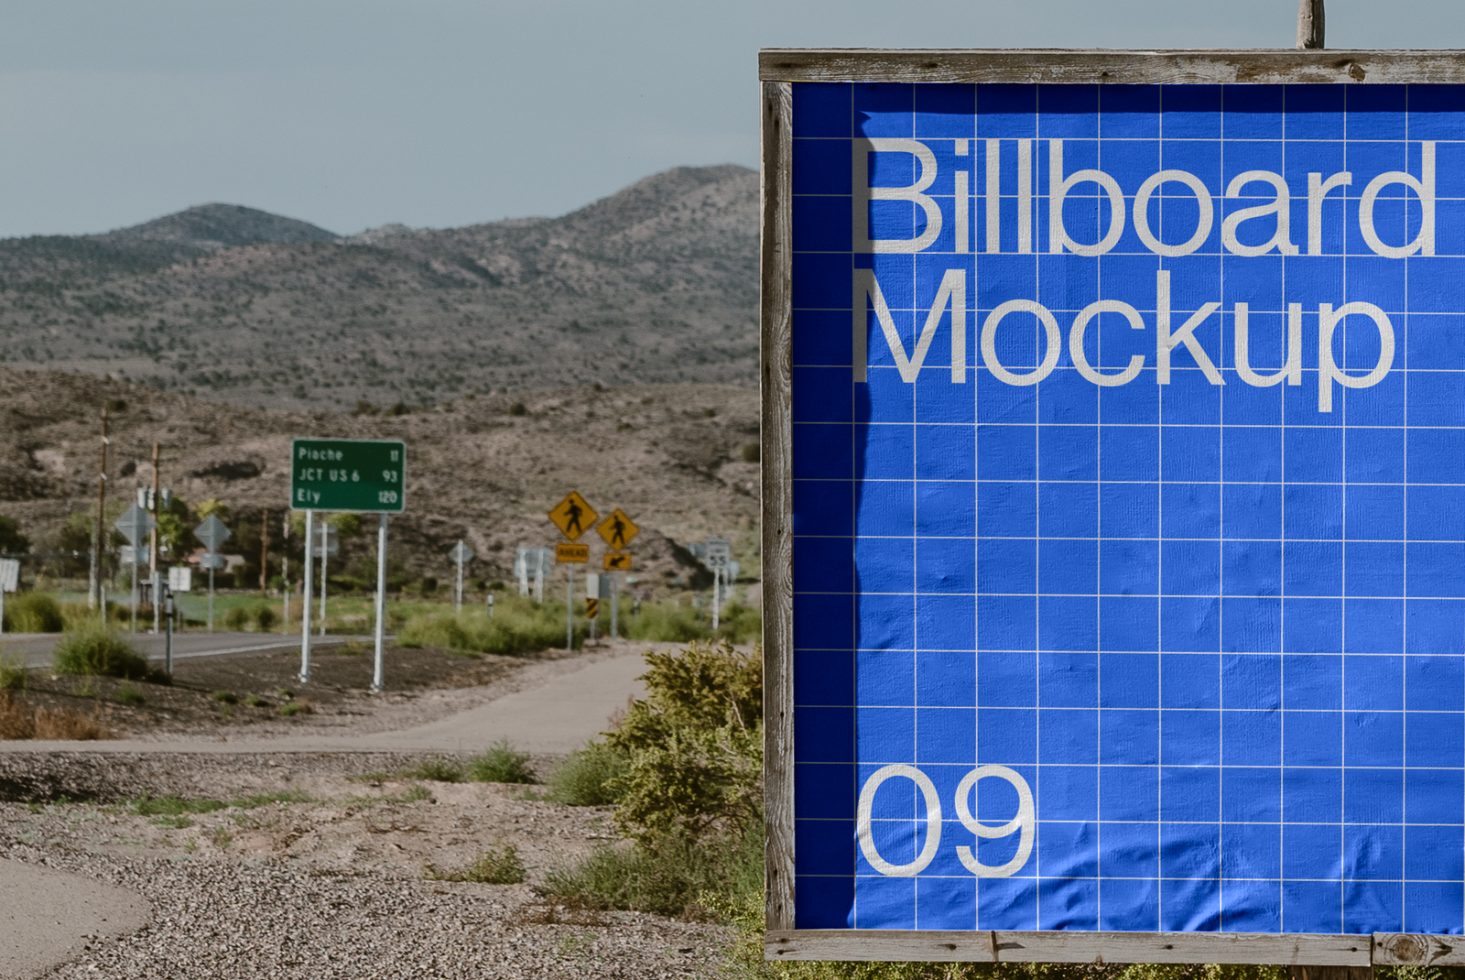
[857,764,1035,878]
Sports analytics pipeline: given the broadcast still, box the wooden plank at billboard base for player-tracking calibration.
[1373,933,1465,967]
[766,932,1371,967]
[758,49,1465,85]
[759,77,796,935]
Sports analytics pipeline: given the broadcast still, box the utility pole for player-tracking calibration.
[89,407,109,611]
[150,441,161,634]
[1297,0,1324,49]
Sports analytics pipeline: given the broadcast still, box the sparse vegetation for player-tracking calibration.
[212,690,239,705]
[547,740,629,807]
[278,700,313,718]
[426,844,526,885]
[467,740,537,784]
[52,625,153,680]
[3,593,64,633]
[0,656,27,692]
[398,598,579,655]
[537,641,761,923]
[114,683,146,706]
[405,757,466,783]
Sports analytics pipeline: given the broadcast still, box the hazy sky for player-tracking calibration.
[3,0,1463,237]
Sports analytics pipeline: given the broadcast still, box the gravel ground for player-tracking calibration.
[0,752,735,979]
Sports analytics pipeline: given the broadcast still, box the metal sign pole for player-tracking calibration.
[610,573,619,640]
[0,589,5,636]
[130,551,138,633]
[300,509,314,683]
[565,566,573,651]
[372,513,387,693]
[208,564,215,633]
[281,514,290,632]
[164,587,174,676]
[455,547,464,614]
[317,519,329,637]
[712,566,721,631]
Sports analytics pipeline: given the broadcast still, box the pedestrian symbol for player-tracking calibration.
[604,551,633,572]
[596,508,639,549]
[548,491,597,542]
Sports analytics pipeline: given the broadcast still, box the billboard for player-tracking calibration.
[761,51,1465,966]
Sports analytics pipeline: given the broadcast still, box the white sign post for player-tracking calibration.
[115,503,155,634]
[314,522,338,637]
[702,538,732,632]
[194,515,231,633]
[0,558,18,636]
[451,540,474,614]
[373,514,388,693]
[300,510,314,683]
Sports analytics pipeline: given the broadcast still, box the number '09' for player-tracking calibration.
[855,764,1034,878]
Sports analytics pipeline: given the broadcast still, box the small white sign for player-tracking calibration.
[168,566,193,593]
[451,540,475,563]
[0,559,18,593]
[119,545,150,567]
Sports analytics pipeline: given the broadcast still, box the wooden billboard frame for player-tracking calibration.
[759,49,1465,967]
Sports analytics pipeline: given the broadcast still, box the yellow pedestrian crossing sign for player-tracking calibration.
[597,508,639,549]
[548,491,597,542]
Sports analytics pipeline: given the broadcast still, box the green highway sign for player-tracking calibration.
[290,438,406,513]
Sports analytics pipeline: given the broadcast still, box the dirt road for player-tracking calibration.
[0,642,656,978]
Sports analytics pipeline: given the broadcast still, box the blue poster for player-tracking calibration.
[789,82,1465,935]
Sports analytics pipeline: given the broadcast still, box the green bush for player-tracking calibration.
[467,740,537,784]
[428,844,526,885]
[223,606,250,631]
[716,601,761,645]
[406,757,465,783]
[539,826,760,919]
[52,625,152,680]
[254,605,278,631]
[607,641,762,844]
[548,740,630,806]
[114,683,146,706]
[398,597,580,655]
[0,656,26,692]
[3,593,64,633]
[624,600,708,643]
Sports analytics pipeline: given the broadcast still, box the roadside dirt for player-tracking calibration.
[2,643,578,741]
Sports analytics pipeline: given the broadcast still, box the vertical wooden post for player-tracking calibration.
[90,406,109,611]
[1298,0,1325,49]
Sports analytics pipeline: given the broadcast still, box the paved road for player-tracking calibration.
[0,859,150,979]
[0,645,650,756]
[1,631,354,670]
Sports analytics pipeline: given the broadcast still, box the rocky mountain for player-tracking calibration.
[0,367,758,589]
[0,165,758,408]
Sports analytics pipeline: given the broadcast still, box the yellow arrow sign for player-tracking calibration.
[604,551,633,572]
[548,491,597,542]
[597,508,640,549]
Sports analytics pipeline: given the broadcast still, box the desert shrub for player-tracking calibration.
[467,740,537,784]
[0,656,26,692]
[548,740,629,806]
[624,600,708,643]
[212,690,238,705]
[0,694,108,741]
[716,601,761,645]
[114,684,145,706]
[406,757,466,783]
[428,844,526,885]
[52,625,152,680]
[223,606,251,630]
[278,701,313,718]
[398,598,579,655]
[254,605,278,630]
[540,826,761,919]
[32,706,108,740]
[3,593,63,633]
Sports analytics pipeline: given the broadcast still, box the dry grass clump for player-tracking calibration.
[0,692,109,740]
